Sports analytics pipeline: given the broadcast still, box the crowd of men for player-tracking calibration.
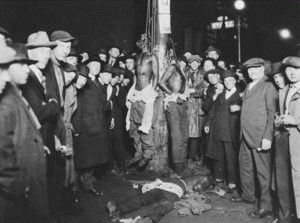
[0,25,300,223]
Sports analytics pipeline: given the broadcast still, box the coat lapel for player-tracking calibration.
[243,76,266,99]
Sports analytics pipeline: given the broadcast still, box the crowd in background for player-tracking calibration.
[0,25,300,223]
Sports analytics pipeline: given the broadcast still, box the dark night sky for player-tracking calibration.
[0,0,299,63]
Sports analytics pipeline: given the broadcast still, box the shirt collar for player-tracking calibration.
[226,86,237,93]
[29,65,43,82]
[50,51,61,66]
[290,81,300,89]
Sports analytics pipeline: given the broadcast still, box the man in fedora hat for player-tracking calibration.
[268,61,295,223]
[279,56,300,222]
[204,70,241,193]
[232,58,277,220]
[0,43,50,222]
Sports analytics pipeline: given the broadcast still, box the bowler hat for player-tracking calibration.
[243,58,265,69]
[282,56,300,68]
[26,31,57,49]
[205,45,221,55]
[204,68,223,81]
[269,62,283,76]
[0,43,37,66]
[187,55,202,64]
[50,30,75,43]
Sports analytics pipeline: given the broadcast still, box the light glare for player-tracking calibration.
[234,0,246,11]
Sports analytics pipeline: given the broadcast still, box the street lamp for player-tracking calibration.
[234,0,246,63]
[279,28,292,39]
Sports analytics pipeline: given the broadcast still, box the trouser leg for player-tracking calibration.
[214,141,225,181]
[224,141,238,185]
[239,139,256,201]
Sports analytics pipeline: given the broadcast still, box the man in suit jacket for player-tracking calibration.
[205,70,242,192]
[0,43,49,222]
[280,56,300,221]
[232,58,277,220]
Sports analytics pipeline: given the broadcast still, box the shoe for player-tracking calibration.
[230,194,256,204]
[248,209,273,219]
[84,186,103,196]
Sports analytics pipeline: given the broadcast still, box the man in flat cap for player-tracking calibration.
[232,58,277,220]
[185,55,207,164]
[44,30,76,217]
[0,43,50,222]
[279,56,300,221]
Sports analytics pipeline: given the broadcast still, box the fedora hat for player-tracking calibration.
[26,31,57,49]
[0,43,37,66]
[0,45,17,65]
[269,62,283,76]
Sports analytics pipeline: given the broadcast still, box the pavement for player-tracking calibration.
[57,164,270,223]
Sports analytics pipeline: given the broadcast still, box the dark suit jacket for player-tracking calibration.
[21,69,60,152]
[0,84,48,217]
[241,75,278,148]
[206,90,242,160]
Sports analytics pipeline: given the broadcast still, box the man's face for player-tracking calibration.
[189,61,200,71]
[248,66,264,81]
[53,40,71,62]
[28,47,51,69]
[8,63,30,85]
[66,55,78,66]
[99,72,112,84]
[75,75,87,89]
[119,74,124,83]
[285,66,300,83]
[125,59,135,71]
[0,69,10,93]
[123,78,131,86]
[207,51,219,60]
[99,53,107,62]
[218,61,226,70]
[273,73,286,89]
[203,60,215,72]
[224,77,236,90]
[208,73,220,85]
[111,76,119,86]
[109,47,120,58]
[87,61,101,76]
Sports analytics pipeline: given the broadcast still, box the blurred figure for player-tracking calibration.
[269,61,294,223]
[280,56,300,222]
[205,45,221,60]
[0,43,50,222]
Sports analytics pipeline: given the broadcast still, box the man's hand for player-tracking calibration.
[281,114,297,126]
[43,146,51,155]
[259,138,271,151]
[230,105,241,113]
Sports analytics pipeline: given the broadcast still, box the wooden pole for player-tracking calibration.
[147,0,170,174]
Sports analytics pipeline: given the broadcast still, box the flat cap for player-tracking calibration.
[50,30,75,42]
[282,56,300,68]
[269,62,283,76]
[243,58,265,69]
[187,54,202,64]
